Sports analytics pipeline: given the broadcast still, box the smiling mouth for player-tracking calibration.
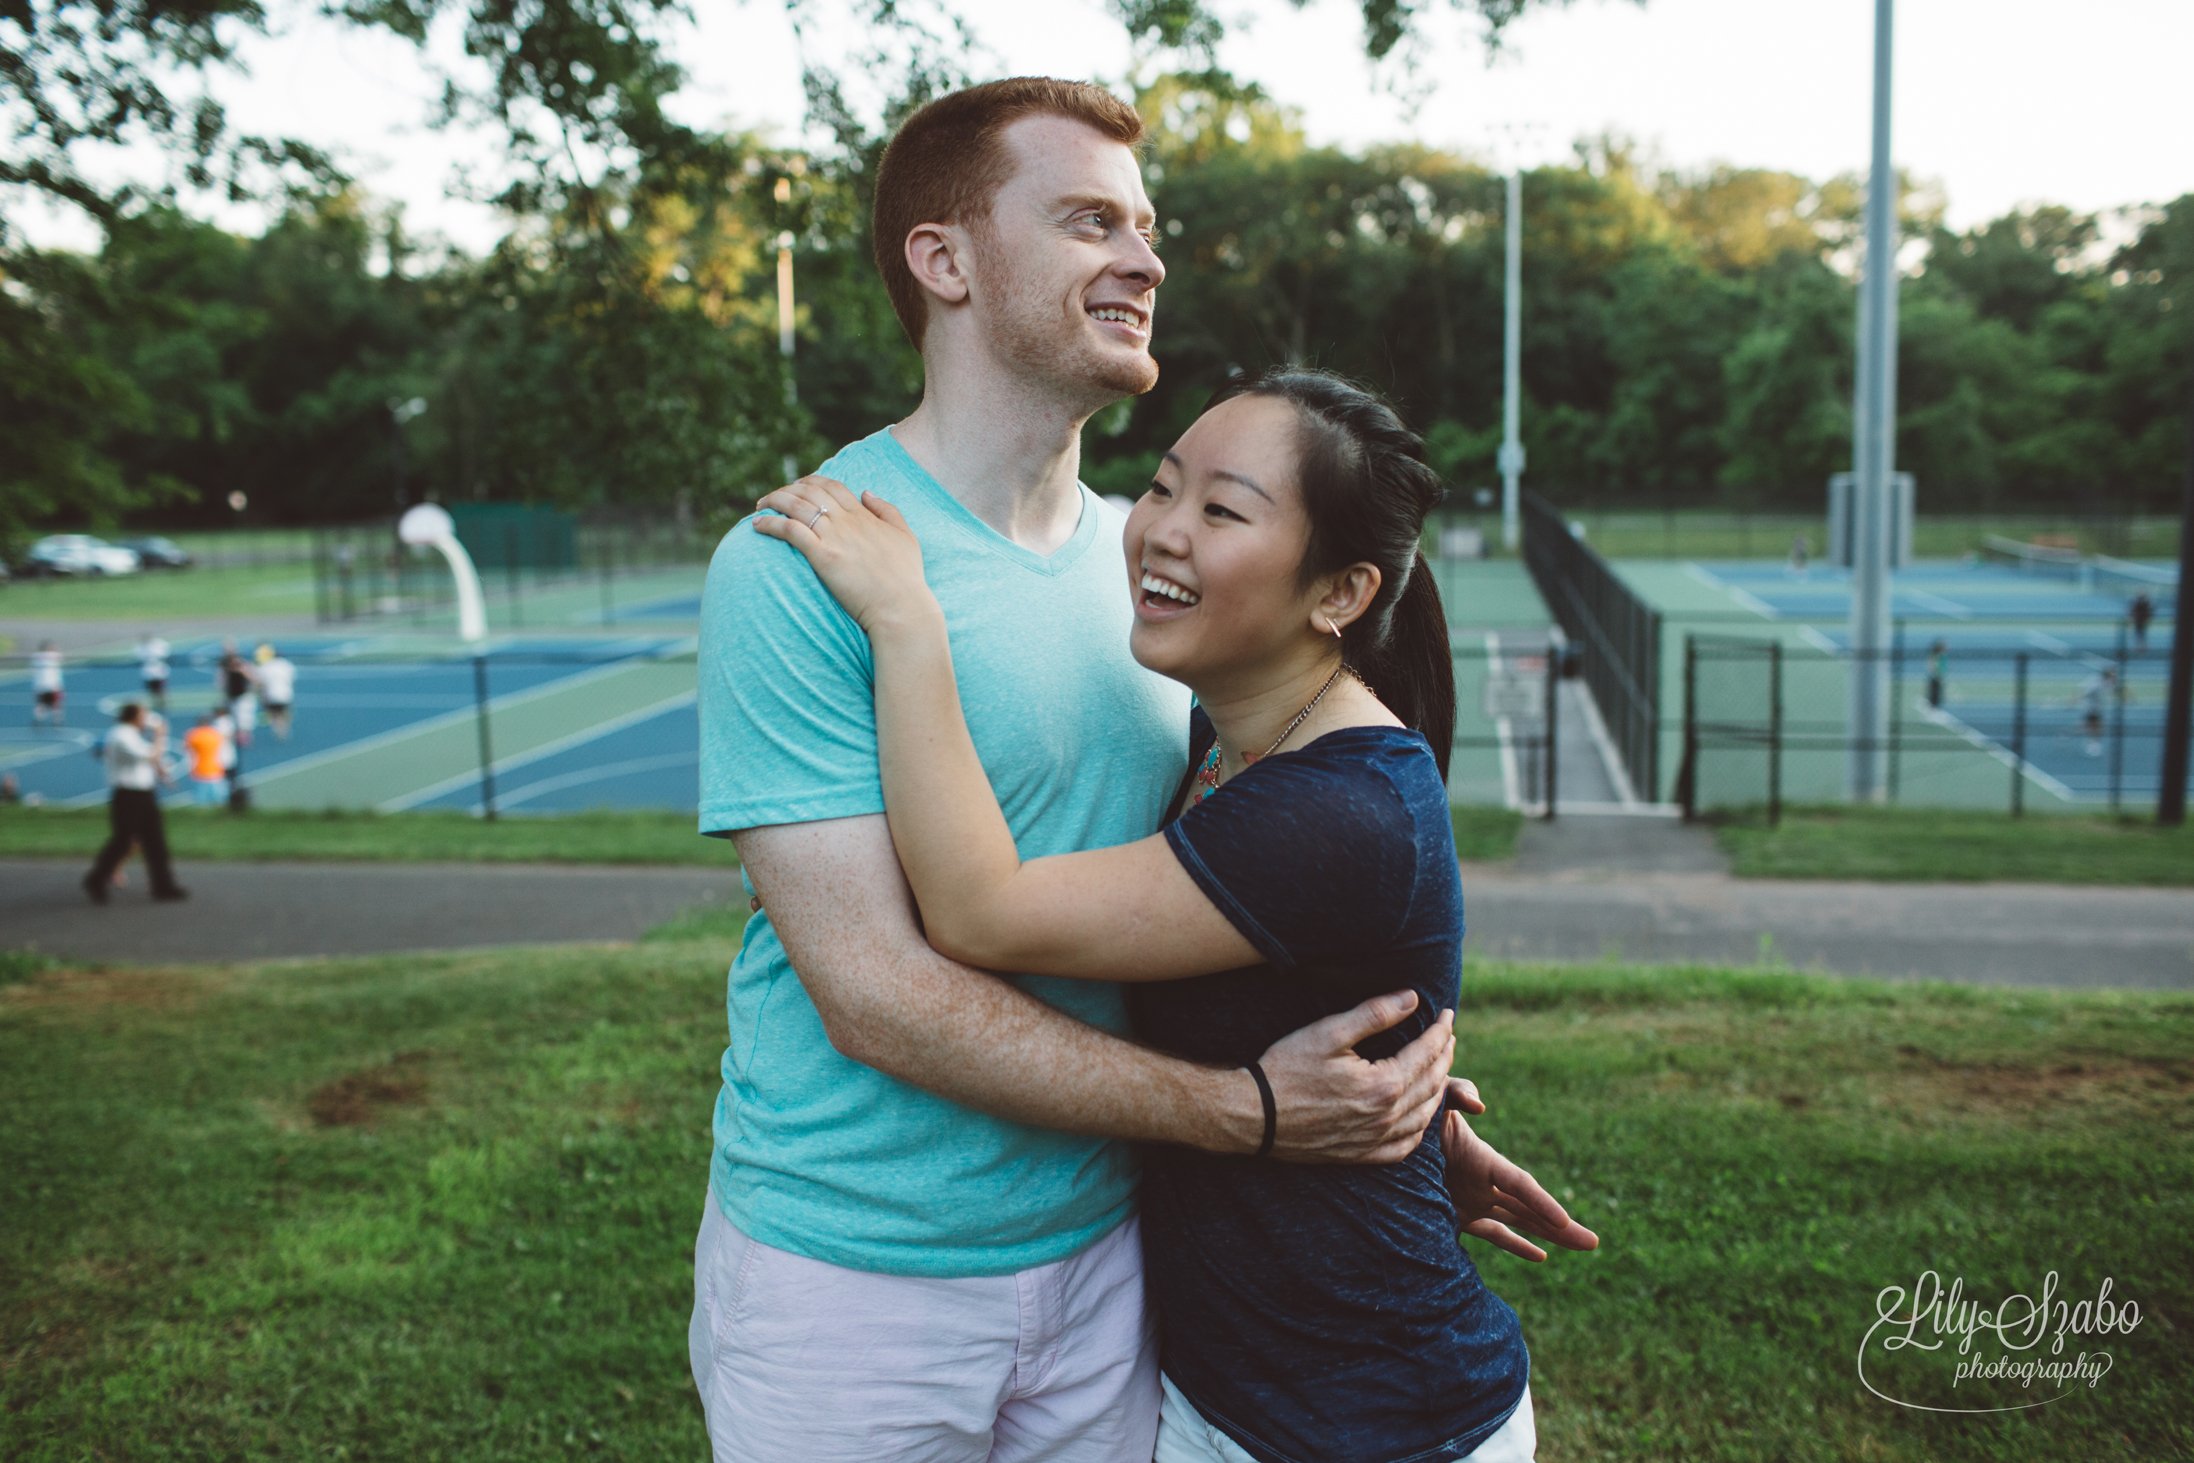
[1089,304,1148,332]
[1139,570,1199,608]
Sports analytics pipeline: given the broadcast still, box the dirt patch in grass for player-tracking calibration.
[1886,1044,2194,1115]
[307,1052,429,1127]
[0,964,216,1013]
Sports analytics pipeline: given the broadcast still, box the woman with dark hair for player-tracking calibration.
[754,368,1595,1463]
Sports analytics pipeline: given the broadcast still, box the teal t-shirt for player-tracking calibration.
[698,428,1193,1278]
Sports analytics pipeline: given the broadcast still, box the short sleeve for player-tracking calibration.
[697,516,884,834]
[1163,739,1421,968]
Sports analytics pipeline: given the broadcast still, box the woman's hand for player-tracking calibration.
[1441,1098,1601,1263]
[752,476,938,638]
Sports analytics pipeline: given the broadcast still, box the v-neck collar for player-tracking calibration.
[877,428,1098,578]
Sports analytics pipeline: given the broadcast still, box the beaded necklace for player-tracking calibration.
[1189,662,1356,809]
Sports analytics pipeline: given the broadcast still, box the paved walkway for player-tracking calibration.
[4,852,2188,989]
[1,859,738,965]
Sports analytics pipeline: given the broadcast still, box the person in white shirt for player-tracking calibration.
[30,641,64,727]
[255,644,296,739]
[137,633,172,713]
[82,703,187,903]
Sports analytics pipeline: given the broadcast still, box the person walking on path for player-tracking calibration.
[255,643,296,740]
[82,703,187,904]
[29,641,64,727]
[137,633,171,713]
[183,712,229,807]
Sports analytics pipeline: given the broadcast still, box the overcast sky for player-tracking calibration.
[18,0,2193,254]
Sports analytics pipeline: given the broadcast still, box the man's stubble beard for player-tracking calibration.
[977,234,1158,409]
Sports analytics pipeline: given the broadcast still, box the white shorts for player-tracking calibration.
[1154,1371,1537,1463]
[688,1188,1158,1463]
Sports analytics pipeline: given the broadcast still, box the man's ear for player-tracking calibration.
[904,222,973,312]
[1315,563,1383,636]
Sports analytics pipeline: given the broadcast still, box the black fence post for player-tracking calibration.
[600,527,614,625]
[1888,619,1905,802]
[2011,652,2029,818]
[473,655,498,821]
[506,524,522,629]
[1768,640,1783,828]
[2110,621,2128,813]
[1543,643,1558,821]
[1681,634,1699,821]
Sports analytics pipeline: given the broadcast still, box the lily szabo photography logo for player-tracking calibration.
[1858,1270,2143,1413]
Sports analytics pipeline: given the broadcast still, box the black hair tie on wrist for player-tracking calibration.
[1246,1061,1277,1160]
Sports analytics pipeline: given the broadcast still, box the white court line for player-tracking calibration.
[381,688,696,811]
[1567,678,1642,807]
[1799,625,1842,654]
[2025,631,2073,655]
[1683,562,1779,619]
[1916,703,2080,803]
[1486,631,1525,813]
[1904,589,1973,620]
[472,750,699,814]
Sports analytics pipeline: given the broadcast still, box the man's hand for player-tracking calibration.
[1441,1084,1600,1262]
[1258,991,1456,1164]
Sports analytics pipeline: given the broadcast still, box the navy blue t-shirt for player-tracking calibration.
[1129,717,1527,1463]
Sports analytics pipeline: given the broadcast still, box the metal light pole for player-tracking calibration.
[775,177,799,486]
[1846,0,1899,801]
[1499,164,1525,551]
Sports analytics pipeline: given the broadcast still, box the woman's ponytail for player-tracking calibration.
[1204,368,1455,780]
[1353,550,1454,780]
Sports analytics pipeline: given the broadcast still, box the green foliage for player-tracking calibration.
[2,946,2186,1458]
[1096,82,2190,510]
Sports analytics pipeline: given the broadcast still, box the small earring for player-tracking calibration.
[1324,618,1343,638]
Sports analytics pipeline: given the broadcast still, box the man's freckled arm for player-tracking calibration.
[734,815,1268,1154]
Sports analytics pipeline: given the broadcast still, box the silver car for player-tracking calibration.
[24,534,142,576]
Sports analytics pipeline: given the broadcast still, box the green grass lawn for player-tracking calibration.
[1713,804,2194,885]
[3,939,2185,1461]
[1453,803,1525,861]
[0,807,737,867]
[0,563,317,622]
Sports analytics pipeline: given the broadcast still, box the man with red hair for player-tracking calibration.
[691,79,1456,1461]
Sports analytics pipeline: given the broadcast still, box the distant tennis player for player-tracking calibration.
[256,644,296,740]
[29,641,64,728]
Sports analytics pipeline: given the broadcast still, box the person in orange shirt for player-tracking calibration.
[183,712,229,807]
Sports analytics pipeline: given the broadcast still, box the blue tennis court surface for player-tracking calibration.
[1,635,699,814]
[1686,560,2176,622]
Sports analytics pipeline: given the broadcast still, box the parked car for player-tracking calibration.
[21,535,142,577]
[116,535,193,569]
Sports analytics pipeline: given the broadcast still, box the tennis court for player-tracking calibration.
[0,635,700,815]
[1682,557,2173,623]
[1627,550,2182,811]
